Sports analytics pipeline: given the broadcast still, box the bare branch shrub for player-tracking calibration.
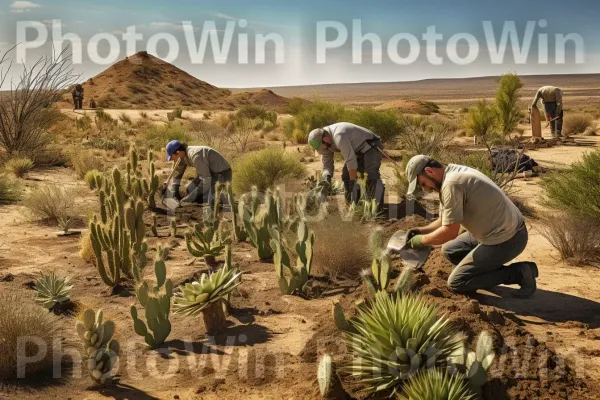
[398,115,454,158]
[539,212,600,264]
[0,47,78,155]
[22,184,76,223]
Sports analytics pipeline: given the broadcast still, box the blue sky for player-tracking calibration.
[1,0,599,87]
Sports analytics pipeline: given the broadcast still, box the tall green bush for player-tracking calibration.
[494,73,523,135]
[291,101,346,143]
[232,147,306,194]
[346,108,403,143]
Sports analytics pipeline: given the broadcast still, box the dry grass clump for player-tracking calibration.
[5,157,34,178]
[0,293,61,381]
[508,194,537,219]
[311,216,372,280]
[68,149,104,179]
[79,230,94,262]
[562,113,593,135]
[0,174,23,203]
[22,185,76,223]
[539,212,600,264]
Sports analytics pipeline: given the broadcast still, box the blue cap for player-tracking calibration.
[165,140,181,161]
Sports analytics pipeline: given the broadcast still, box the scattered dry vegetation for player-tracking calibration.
[0,293,62,381]
[539,212,600,264]
[0,173,22,202]
[22,185,77,223]
[562,113,593,135]
[4,157,34,178]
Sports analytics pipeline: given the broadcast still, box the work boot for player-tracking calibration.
[513,262,538,298]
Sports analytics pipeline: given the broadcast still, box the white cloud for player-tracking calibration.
[10,1,41,13]
[215,12,237,21]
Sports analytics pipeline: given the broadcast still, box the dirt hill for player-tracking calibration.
[57,52,297,111]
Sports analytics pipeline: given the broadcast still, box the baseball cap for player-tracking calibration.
[406,155,431,196]
[308,128,325,151]
[165,140,181,161]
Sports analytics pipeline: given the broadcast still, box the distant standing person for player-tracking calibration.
[532,86,563,137]
[72,84,84,110]
[308,122,384,205]
[165,141,232,207]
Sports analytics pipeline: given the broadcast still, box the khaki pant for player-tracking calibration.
[443,224,528,293]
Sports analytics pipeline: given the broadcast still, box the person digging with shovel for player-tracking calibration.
[164,140,232,208]
[308,122,385,206]
[404,155,538,298]
[532,85,564,138]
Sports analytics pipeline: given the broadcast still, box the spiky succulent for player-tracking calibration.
[343,291,462,394]
[185,222,230,260]
[449,331,495,395]
[33,272,73,308]
[58,216,75,233]
[397,369,475,400]
[173,261,241,316]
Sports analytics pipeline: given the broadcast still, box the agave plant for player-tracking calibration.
[185,220,230,271]
[397,369,475,400]
[33,272,74,309]
[58,216,75,234]
[341,291,462,394]
[173,248,241,334]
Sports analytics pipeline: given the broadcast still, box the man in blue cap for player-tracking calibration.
[403,154,538,298]
[308,122,384,205]
[165,140,232,207]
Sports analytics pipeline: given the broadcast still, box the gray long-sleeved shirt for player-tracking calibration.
[320,122,379,178]
[170,146,231,190]
[532,86,563,113]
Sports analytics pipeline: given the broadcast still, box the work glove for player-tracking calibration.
[408,234,427,250]
[406,228,421,241]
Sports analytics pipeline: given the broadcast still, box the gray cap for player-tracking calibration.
[406,155,431,195]
[308,128,327,153]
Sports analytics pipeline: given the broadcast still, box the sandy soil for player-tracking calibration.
[1,137,599,399]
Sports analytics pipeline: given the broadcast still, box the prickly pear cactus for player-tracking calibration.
[130,260,173,348]
[225,182,248,243]
[76,308,120,385]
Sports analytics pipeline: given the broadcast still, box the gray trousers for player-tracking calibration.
[342,141,382,203]
[185,168,233,207]
[443,224,528,293]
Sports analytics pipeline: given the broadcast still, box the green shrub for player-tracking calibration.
[232,147,306,194]
[541,150,600,219]
[76,114,93,131]
[563,113,593,135]
[95,109,117,131]
[265,110,278,125]
[236,105,268,120]
[292,101,346,143]
[84,133,129,156]
[22,185,76,223]
[286,97,308,115]
[5,157,34,178]
[143,122,191,150]
[118,113,133,125]
[0,174,22,202]
[464,100,503,150]
[346,108,403,143]
[282,118,295,139]
[494,73,524,135]
[399,115,454,158]
[0,293,61,381]
[262,120,276,132]
[398,369,475,400]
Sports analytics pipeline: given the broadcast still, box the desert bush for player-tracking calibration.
[33,145,69,168]
[5,157,34,178]
[95,109,118,132]
[167,108,183,121]
[311,217,372,280]
[0,48,76,156]
[584,126,597,136]
[265,110,278,125]
[118,113,133,125]
[84,133,129,156]
[346,108,403,143]
[68,149,104,178]
[139,111,149,119]
[228,116,256,152]
[22,185,76,223]
[415,100,441,115]
[563,113,593,135]
[539,212,600,264]
[292,100,346,143]
[79,230,94,262]
[494,73,524,135]
[232,147,306,194]
[0,293,61,381]
[236,105,268,121]
[262,120,276,133]
[188,119,228,148]
[541,151,600,219]
[464,100,504,152]
[76,114,93,131]
[399,115,454,158]
[286,97,308,115]
[126,82,147,94]
[213,112,234,129]
[282,118,295,139]
[0,173,22,202]
[143,122,191,150]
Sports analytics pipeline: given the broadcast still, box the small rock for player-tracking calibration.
[0,273,15,282]
[527,336,538,346]
[426,287,444,298]
[174,396,180,399]
[487,310,505,326]
[466,300,480,314]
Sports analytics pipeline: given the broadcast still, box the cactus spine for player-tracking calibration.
[130,260,173,348]
[76,308,120,385]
